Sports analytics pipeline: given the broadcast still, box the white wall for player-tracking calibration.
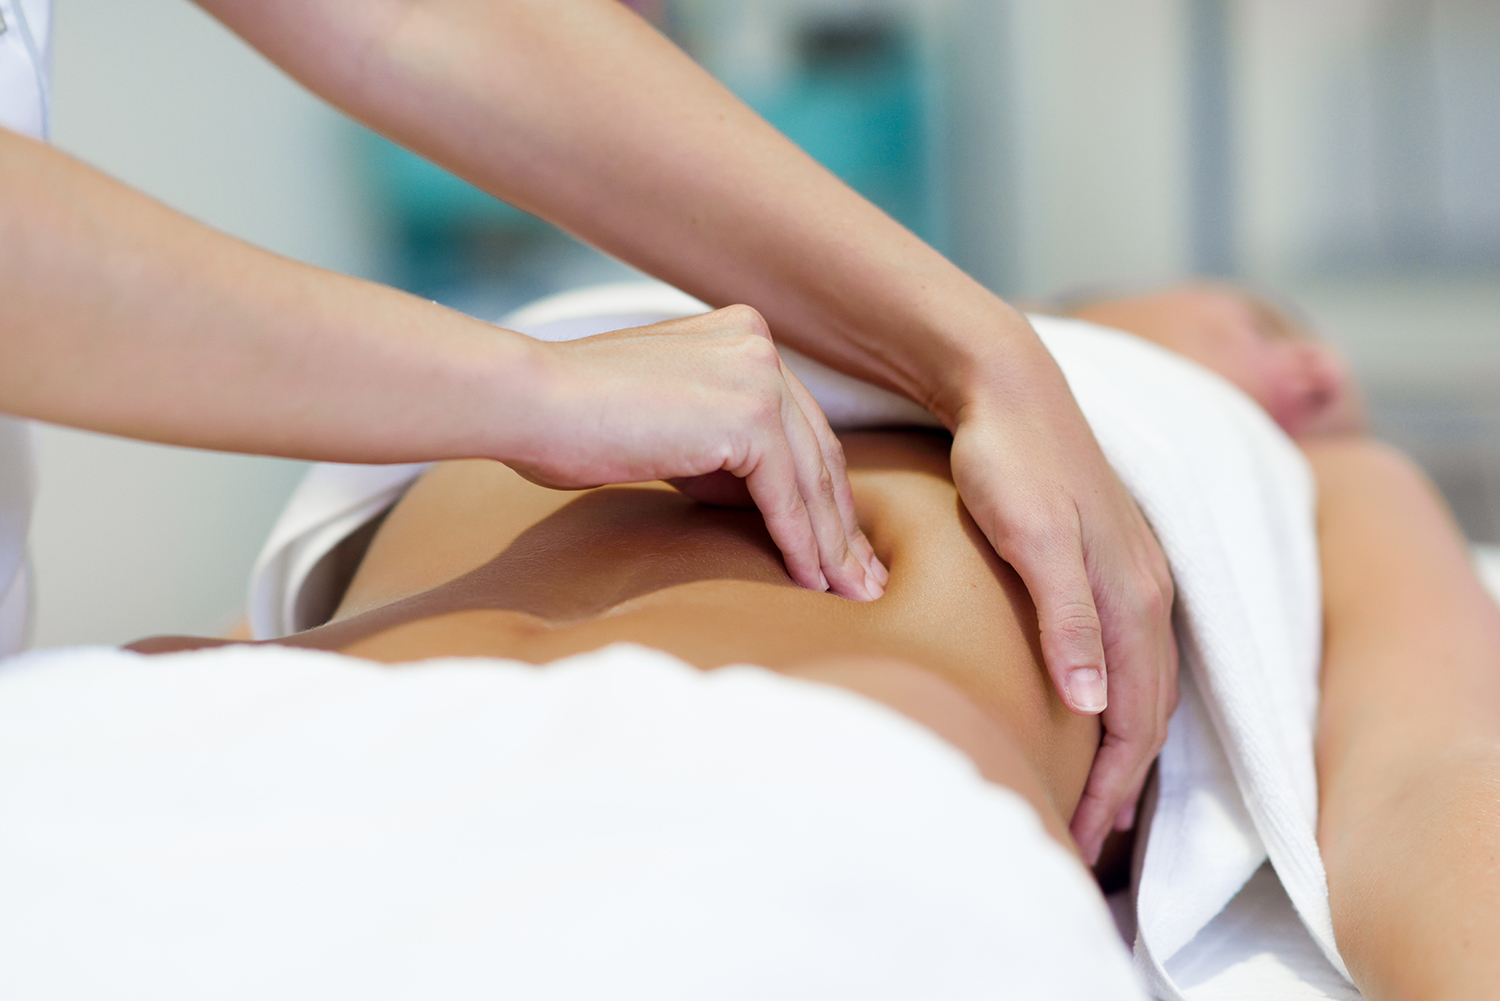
[49,0,375,280]
[1232,0,1500,406]
[1002,0,1193,295]
[943,0,1499,392]
[683,0,1199,296]
[30,0,374,646]
[943,0,1194,296]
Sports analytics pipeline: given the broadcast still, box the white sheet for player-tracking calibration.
[245,282,1352,998]
[0,641,1144,1000]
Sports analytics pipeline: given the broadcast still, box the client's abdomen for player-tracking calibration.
[302,435,1094,791]
[311,472,907,669]
[327,482,888,668]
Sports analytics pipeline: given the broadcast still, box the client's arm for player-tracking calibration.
[1310,439,1500,1000]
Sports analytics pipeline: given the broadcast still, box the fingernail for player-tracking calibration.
[870,555,890,586]
[1115,803,1137,831]
[1066,668,1107,712]
[864,569,884,601]
[818,571,830,592]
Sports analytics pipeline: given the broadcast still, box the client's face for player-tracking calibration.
[1070,286,1361,438]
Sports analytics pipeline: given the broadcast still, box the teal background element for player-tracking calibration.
[348,12,934,303]
[749,17,930,242]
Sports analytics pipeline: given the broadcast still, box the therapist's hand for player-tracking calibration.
[946,330,1178,864]
[511,306,887,602]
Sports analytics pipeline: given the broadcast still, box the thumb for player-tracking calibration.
[1019,542,1108,715]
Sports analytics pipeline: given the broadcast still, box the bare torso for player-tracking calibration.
[129,432,1099,837]
[271,432,1099,821]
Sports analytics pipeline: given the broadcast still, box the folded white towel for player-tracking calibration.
[0,641,1143,1000]
[247,281,1353,998]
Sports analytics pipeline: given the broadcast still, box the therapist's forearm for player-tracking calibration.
[0,126,542,462]
[199,0,1032,426]
[1,127,890,600]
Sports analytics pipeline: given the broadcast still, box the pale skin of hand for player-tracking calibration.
[6,0,1178,859]
[950,348,1177,851]
[519,309,885,600]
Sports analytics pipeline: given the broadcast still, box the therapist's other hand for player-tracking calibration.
[512,306,886,602]
[946,328,1177,864]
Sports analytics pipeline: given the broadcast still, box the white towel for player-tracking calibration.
[247,282,1352,997]
[1038,324,1347,995]
[248,462,432,637]
[0,641,1144,1000]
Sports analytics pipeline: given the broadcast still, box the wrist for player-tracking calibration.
[917,298,1051,432]
[440,322,557,464]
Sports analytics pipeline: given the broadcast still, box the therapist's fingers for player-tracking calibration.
[1000,513,1111,717]
[736,438,824,592]
[521,306,876,601]
[734,422,860,599]
[1068,522,1177,861]
[755,374,879,601]
[1113,773,1151,833]
[779,362,887,593]
[950,407,1176,864]
[949,417,1108,704]
[668,308,877,600]
[1071,660,1172,861]
[647,306,872,600]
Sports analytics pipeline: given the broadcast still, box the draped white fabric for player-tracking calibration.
[0,641,1145,1000]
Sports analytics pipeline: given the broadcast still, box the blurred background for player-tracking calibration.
[29,0,1500,646]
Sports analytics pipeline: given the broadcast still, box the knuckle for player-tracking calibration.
[812,464,836,500]
[1101,556,1173,626]
[822,434,849,474]
[743,391,783,430]
[737,336,783,378]
[1047,601,1102,645]
[1161,673,1182,716]
[1129,571,1169,621]
[712,439,742,474]
[1148,551,1176,604]
[995,509,1078,566]
[1144,706,1172,752]
[1134,701,1170,743]
[1165,685,1183,721]
[1153,726,1171,753]
[1104,690,1170,748]
[717,303,773,342]
[773,478,809,521]
[1157,571,1177,610]
[1130,534,1175,603]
